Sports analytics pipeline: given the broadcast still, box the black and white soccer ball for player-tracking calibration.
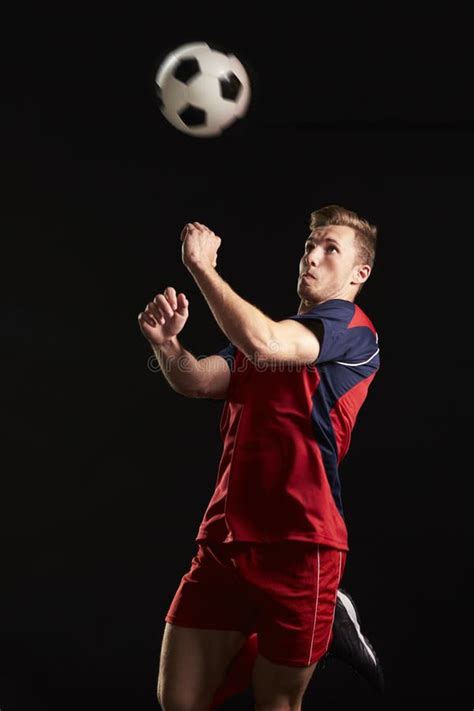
[154,42,251,138]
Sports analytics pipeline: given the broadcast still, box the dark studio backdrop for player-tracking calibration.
[3,7,472,710]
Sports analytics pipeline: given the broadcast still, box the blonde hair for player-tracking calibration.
[309,204,378,295]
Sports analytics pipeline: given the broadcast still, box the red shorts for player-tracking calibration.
[165,541,347,667]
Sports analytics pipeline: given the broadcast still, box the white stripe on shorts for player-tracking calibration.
[323,551,343,654]
[307,545,321,665]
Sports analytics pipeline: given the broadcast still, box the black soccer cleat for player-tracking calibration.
[326,588,385,693]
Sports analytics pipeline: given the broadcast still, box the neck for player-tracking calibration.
[297,295,354,314]
[297,298,317,315]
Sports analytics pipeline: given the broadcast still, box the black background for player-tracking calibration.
[3,6,473,710]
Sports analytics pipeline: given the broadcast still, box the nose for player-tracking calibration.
[305,249,320,268]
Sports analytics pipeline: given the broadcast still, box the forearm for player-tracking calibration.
[151,336,207,397]
[189,264,274,359]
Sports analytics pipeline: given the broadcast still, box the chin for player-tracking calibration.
[298,283,316,298]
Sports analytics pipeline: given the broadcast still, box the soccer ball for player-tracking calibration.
[154,42,251,138]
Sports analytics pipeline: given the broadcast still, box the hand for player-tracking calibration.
[180,221,221,272]
[138,286,189,346]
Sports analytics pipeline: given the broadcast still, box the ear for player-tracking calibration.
[352,264,371,285]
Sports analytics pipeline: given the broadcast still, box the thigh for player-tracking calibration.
[158,622,247,708]
[252,653,318,707]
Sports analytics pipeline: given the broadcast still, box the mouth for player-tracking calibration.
[301,273,315,280]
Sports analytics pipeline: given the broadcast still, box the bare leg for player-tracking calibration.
[252,653,318,711]
[157,622,247,711]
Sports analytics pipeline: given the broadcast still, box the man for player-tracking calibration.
[138,205,383,710]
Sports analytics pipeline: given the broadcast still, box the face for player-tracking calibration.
[297,224,369,309]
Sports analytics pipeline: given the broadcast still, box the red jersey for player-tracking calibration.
[196,299,380,551]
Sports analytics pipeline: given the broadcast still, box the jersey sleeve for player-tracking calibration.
[215,341,237,371]
[288,300,379,368]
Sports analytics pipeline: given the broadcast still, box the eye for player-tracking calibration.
[327,246,338,253]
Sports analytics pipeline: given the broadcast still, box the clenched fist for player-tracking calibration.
[138,286,189,346]
[180,221,221,271]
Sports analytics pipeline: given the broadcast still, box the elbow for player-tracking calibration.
[169,383,201,399]
[179,388,203,399]
[179,381,213,398]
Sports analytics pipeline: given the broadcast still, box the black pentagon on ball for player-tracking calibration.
[179,104,206,127]
[219,71,242,101]
[173,57,201,84]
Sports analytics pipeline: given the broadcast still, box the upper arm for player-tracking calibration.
[195,355,232,399]
[256,319,323,364]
